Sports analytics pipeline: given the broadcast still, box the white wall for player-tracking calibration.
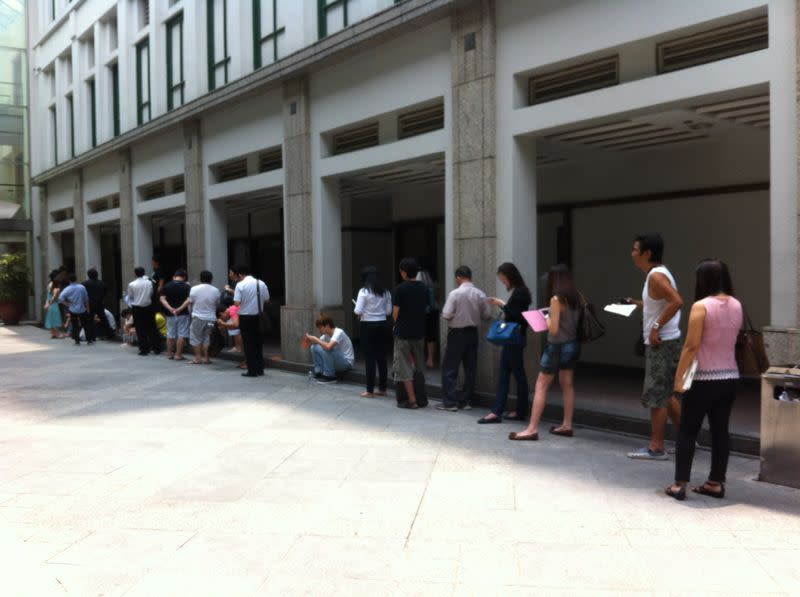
[130,128,183,190]
[569,191,769,368]
[82,157,118,201]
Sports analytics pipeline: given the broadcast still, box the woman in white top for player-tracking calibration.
[354,266,393,397]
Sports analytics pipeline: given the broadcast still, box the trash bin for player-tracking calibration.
[760,367,800,489]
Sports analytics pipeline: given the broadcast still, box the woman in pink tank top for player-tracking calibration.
[665,260,743,501]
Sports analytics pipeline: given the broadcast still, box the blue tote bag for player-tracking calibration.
[486,318,522,346]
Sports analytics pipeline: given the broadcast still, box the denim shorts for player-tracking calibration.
[539,339,581,374]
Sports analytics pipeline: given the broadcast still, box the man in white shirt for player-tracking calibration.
[304,314,354,384]
[127,267,160,356]
[182,270,221,365]
[233,265,270,377]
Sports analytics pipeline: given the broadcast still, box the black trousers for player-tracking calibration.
[360,320,389,393]
[90,304,111,339]
[441,327,479,407]
[239,314,264,375]
[675,379,737,484]
[132,305,159,354]
[69,312,94,344]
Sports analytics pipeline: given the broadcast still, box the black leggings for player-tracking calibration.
[360,321,389,393]
[675,379,737,484]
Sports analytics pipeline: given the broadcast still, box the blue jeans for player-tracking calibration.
[491,341,529,417]
[311,344,353,377]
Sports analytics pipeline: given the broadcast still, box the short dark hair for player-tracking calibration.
[134,266,145,277]
[199,270,213,284]
[87,268,98,279]
[455,266,472,280]
[399,258,420,279]
[228,266,239,276]
[634,233,664,263]
[68,274,77,282]
[695,259,735,301]
[152,255,160,263]
[174,269,187,279]
[315,314,334,329]
[235,264,250,276]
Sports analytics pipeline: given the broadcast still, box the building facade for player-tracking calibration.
[27,0,800,376]
[1,0,32,312]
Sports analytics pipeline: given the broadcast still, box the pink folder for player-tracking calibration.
[523,309,549,333]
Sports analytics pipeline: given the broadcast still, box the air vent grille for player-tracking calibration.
[657,17,768,74]
[398,103,444,139]
[332,123,379,155]
[171,175,185,193]
[140,181,166,201]
[258,147,283,173]
[529,56,619,105]
[51,207,74,222]
[87,194,120,213]
[215,158,248,183]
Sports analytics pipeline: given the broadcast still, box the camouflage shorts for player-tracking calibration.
[641,339,681,408]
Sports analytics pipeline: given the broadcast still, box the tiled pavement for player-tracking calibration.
[0,325,798,596]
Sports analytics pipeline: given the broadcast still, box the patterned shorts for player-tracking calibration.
[642,339,681,408]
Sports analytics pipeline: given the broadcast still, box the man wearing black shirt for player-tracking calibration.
[159,269,192,360]
[82,268,107,341]
[393,258,429,409]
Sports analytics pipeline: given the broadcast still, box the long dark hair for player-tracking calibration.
[545,264,580,310]
[694,259,735,301]
[497,262,528,293]
[361,266,386,296]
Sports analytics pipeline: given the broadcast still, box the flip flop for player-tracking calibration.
[174,356,185,361]
[188,361,202,365]
[167,355,175,360]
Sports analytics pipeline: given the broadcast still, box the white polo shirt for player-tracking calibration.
[127,276,153,307]
[234,276,270,315]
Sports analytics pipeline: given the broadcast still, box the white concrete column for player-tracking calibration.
[86,225,102,274]
[769,0,798,327]
[509,137,538,294]
[134,214,153,271]
[184,120,206,278]
[119,150,136,278]
[72,171,86,277]
[314,177,343,307]
[205,201,228,285]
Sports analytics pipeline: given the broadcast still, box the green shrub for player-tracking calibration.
[0,253,30,303]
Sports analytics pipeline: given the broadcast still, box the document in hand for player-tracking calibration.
[523,309,549,333]
[604,304,637,317]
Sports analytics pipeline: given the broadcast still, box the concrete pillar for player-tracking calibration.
[119,150,135,281]
[38,185,49,310]
[281,77,317,363]
[184,120,206,279]
[451,0,499,393]
[72,171,86,277]
[763,0,800,365]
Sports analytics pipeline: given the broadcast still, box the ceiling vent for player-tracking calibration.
[214,157,248,183]
[258,147,283,173]
[140,181,166,201]
[528,56,619,105]
[398,103,445,139]
[657,16,768,74]
[332,123,379,155]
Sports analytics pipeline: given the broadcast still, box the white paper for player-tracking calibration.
[682,359,699,391]
[604,303,637,317]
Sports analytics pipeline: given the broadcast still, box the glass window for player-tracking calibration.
[207,0,229,90]
[110,62,120,136]
[66,94,74,158]
[88,79,97,148]
[136,39,150,125]
[318,0,348,39]
[50,107,57,166]
[166,14,183,110]
[0,0,25,47]
[253,0,285,69]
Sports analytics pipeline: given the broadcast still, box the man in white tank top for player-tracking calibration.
[625,234,684,460]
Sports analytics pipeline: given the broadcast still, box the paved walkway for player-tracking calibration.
[0,326,798,596]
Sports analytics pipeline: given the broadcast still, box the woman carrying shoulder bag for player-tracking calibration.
[510,264,581,441]
[479,262,532,424]
[354,266,393,398]
[665,259,742,501]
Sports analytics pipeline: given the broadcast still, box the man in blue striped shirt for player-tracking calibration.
[59,274,94,345]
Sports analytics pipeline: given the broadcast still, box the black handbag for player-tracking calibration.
[577,293,605,343]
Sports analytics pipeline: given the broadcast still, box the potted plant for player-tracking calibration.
[0,253,30,325]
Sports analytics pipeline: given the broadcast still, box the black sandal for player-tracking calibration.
[397,402,419,409]
[692,483,725,499]
[665,485,686,501]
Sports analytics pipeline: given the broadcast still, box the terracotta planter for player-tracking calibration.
[0,302,25,325]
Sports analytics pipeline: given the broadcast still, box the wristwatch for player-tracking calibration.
[652,322,661,330]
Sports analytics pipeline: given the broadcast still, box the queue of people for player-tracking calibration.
[45,232,747,502]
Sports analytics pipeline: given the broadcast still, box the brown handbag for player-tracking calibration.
[736,309,769,376]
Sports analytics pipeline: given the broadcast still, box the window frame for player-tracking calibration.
[207,0,230,90]
[318,0,349,39]
[50,106,58,166]
[253,0,285,69]
[166,13,184,110]
[88,78,97,148]
[136,38,151,125]
[110,62,120,137]
[66,94,75,158]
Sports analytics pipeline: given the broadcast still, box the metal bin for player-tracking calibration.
[760,367,800,489]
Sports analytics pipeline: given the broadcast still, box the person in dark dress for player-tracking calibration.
[478,262,532,424]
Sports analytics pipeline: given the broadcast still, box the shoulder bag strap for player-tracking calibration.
[255,278,262,315]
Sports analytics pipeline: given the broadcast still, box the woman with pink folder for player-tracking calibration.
[510,265,582,441]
